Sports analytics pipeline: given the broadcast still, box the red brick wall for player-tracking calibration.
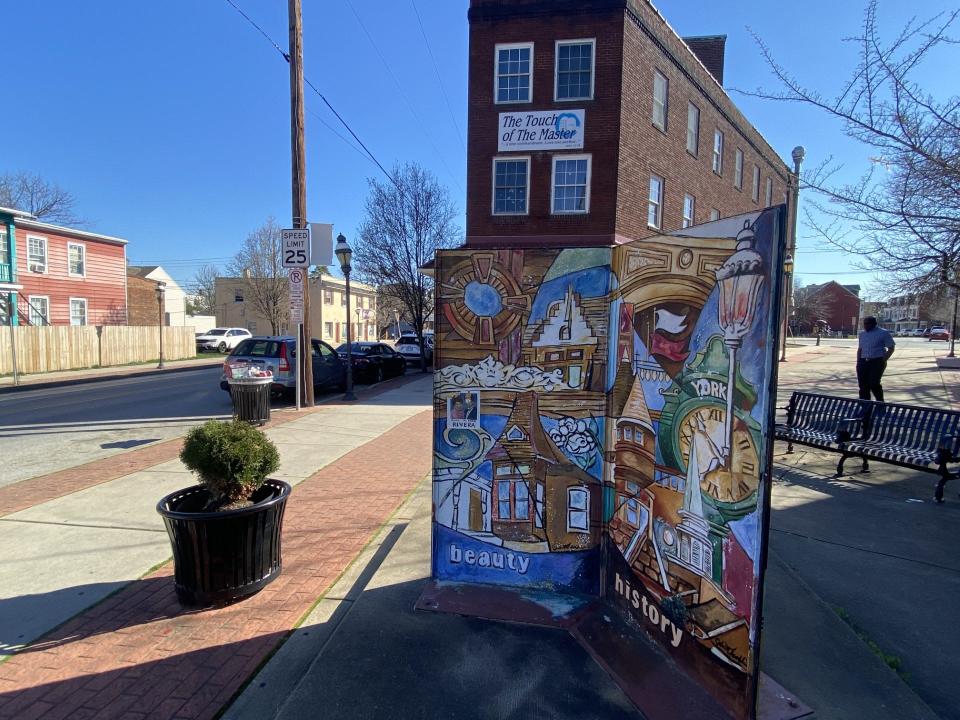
[127,275,161,325]
[810,283,861,335]
[15,224,128,325]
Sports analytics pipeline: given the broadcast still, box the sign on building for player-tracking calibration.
[288,268,304,324]
[497,109,585,152]
[282,228,311,269]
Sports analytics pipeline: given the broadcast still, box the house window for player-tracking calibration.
[324,322,333,337]
[624,426,634,441]
[495,43,533,104]
[555,39,594,100]
[568,349,583,359]
[545,350,562,361]
[734,148,744,189]
[567,486,589,532]
[506,425,526,441]
[710,208,721,221]
[626,499,639,527]
[682,194,696,228]
[27,295,49,326]
[625,480,639,495]
[568,365,582,388]
[515,482,529,520]
[652,70,668,131]
[686,103,700,155]
[765,177,774,206]
[496,464,514,477]
[234,288,244,303]
[648,175,664,229]
[67,242,86,277]
[752,165,761,202]
[493,157,530,215]
[27,235,47,273]
[712,130,724,174]
[0,230,8,266]
[323,289,333,304]
[341,293,347,307]
[535,484,544,528]
[70,298,88,326]
[551,155,591,214]
[497,479,530,520]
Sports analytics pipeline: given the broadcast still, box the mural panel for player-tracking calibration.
[429,207,785,719]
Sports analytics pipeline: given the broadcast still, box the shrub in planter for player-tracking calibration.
[157,420,290,606]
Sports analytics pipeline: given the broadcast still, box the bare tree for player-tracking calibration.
[227,217,288,334]
[353,162,460,370]
[740,2,960,293]
[792,282,836,334]
[187,263,219,315]
[0,171,83,225]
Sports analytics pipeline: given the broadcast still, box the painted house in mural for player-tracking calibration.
[0,206,128,326]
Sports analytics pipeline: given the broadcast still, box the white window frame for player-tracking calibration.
[0,229,8,265]
[752,164,761,202]
[765,176,774,206]
[27,234,47,274]
[554,38,595,102]
[69,297,88,326]
[682,194,696,228]
[686,103,700,156]
[28,295,49,326]
[492,155,531,216]
[648,174,664,230]
[550,154,592,215]
[712,130,724,175]
[652,70,668,131]
[68,241,86,278]
[567,486,590,532]
[494,42,534,105]
[734,148,744,190]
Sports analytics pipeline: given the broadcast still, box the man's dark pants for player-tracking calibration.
[857,358,887,401]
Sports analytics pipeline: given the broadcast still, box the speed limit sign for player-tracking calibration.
[282,228,311,268]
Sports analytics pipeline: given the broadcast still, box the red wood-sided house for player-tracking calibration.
[0,207,128,326]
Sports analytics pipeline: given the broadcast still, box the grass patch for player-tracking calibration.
[834,606,908,679]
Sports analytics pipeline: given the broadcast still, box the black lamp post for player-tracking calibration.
[941,261,959,358]
[779,253,794,362]
[156,281,166,369]
[335,233,356,401]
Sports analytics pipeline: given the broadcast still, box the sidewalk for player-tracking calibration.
[0,356,225,392]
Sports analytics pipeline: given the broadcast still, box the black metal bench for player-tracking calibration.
[775,391,867,454]
[837,401,960,503]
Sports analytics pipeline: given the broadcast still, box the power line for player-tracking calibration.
[410,0,466,151]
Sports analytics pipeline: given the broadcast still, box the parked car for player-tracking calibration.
[197,327,252,353]
[396,335,433,365]
[219,336,345,396]
[336,342,406,384]
[928,327,951,341]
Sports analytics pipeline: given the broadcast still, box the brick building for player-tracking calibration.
[126,275,163,326]
[794,281,861,335]
[465,0,794,248]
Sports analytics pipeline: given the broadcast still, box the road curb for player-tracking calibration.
[0,360,224,395]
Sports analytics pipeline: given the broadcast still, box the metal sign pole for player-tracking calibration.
[295,322,302,411]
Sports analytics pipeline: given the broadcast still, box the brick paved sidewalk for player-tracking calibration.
[0,408,432,720]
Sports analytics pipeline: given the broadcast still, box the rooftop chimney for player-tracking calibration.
[682,35,726,85]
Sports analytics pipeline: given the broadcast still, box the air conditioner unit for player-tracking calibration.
[29,262,44,273]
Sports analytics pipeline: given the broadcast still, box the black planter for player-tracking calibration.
[157,480,291,607]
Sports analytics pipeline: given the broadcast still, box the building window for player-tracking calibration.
[70,298,87,326]
[27,235,47,273]
[535,484,544,528]
[652,70,668,131]
[686,103,700,155]
[648,175,664,229]
[492,157,530,215]
[752,165,761,202]
[323,288,333,304]
[712,130,724,175]
[0,230,8,266]
[27,296,48,326]
[555,39,594,101]
[568,365,582,388]
[765,177,774,206]
[734,149,744,190]
[551,155,590,214]
[625,499,639,527]
[324,321,333,337]
[234,288,244,303]
[68,242,86,277]
[682,194,696,228]
[497,479,530,520]
[341,292,347,307]
[515,482,529,520]
[567,486,589,532]
[495,43,533,104]
[710,208,721,221]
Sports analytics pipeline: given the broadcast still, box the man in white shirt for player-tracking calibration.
[856,317,895,401]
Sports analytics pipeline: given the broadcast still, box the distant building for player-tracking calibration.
[127,266,187,326]
[794,281,861,335]
[215,274,377,343]
[126,275,163,325]
[0,206,128,326]
[879,291,952,333]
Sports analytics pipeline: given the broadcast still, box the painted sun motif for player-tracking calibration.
[442,253,530,346]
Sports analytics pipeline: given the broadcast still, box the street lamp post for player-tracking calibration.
[782,145,805,362]
[779,253,794,362]
[942,261,959,358]
[336,233,356,401]
[156,281,166,369]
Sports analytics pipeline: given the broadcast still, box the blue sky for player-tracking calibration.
[1,1,955,298]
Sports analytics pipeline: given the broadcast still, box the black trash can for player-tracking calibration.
[229,376,273,425]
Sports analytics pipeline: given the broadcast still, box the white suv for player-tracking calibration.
[196,327,252,353]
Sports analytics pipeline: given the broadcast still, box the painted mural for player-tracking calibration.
[431,207,785,718]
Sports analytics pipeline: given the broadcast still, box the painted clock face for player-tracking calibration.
[676,404,760,503]
[441,253,530,346]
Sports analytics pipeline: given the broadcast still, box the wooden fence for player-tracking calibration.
[0,326,196,375]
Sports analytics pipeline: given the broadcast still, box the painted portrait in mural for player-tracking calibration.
[427,207,785,719]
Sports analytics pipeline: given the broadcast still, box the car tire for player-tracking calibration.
[218,342,227,353]
[399,362,406,376]
[374,366,384,384]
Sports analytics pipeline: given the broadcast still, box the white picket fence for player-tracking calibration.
[0,326,196,375]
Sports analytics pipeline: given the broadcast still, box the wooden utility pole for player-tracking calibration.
[289,0,314,405]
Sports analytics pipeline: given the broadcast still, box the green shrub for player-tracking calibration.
[180,420,280,505]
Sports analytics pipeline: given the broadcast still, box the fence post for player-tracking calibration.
[7,296,18,386]
[96,326,103,368]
